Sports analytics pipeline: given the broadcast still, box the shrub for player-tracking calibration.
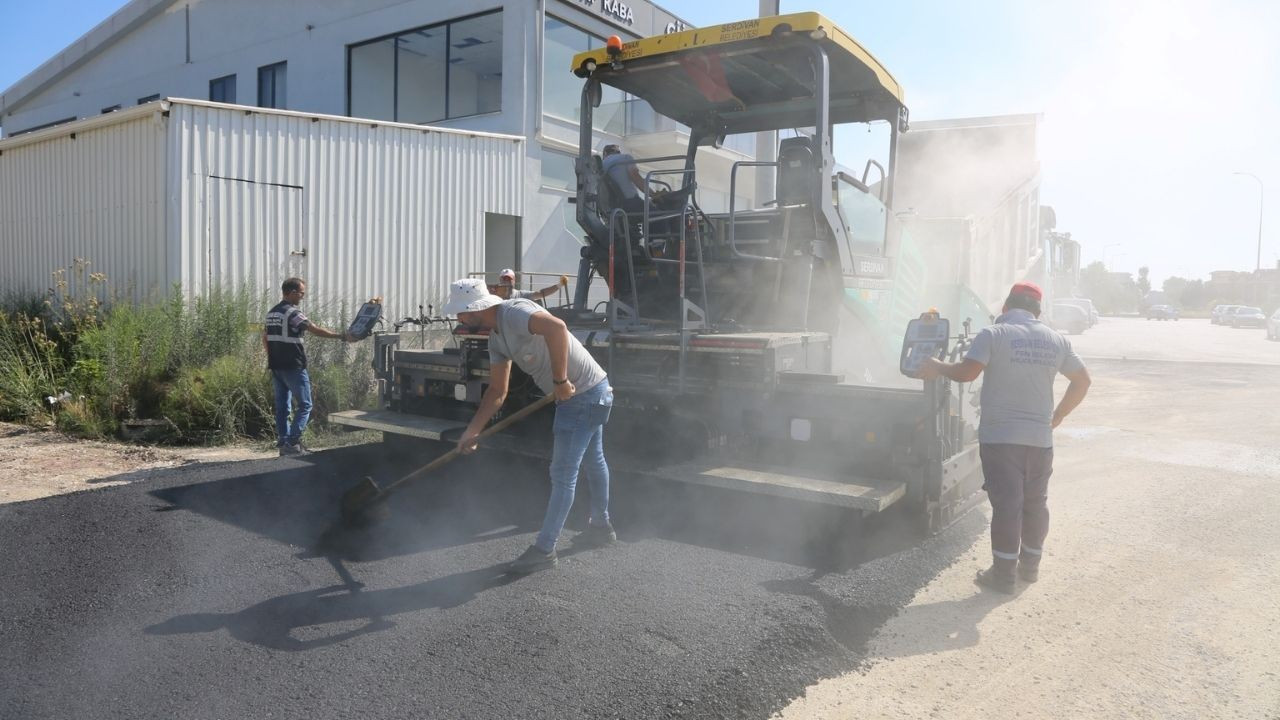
[2,266,375,445]
[0,311,64,423]
[159,342,275,444]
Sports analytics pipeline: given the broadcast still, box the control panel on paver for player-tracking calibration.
[899,315,951,378]
[347,299,384,340]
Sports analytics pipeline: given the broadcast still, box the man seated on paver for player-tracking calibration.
[921,281,1091,593]
[443,278,616,574]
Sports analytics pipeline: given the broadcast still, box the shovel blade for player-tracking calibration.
[340,476,384,525]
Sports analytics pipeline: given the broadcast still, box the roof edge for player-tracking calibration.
[1,0,180,120]
[0,98,527,153]
[908,113,1044,131]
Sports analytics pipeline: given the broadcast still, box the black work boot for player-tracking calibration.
[1018,560,1040,583]
[975,559,1017,594]
[507,545,557,574]
[573,522,617,549]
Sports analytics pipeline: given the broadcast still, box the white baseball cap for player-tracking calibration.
[441,278,503,316]
[498,268,516,283]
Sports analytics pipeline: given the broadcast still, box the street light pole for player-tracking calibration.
[1233,172,1264,272]
[1103,243,1122,268]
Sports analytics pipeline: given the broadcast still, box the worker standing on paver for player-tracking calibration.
[263,277,352,456]
[443,278,616,574]
[492,268,568,302]
[921,281,1091,593]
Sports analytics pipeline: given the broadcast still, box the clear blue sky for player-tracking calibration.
[3,0,1277,285]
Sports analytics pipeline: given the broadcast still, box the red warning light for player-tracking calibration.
[607,35,623,55]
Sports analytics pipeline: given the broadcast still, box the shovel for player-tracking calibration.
[339,394,556,526]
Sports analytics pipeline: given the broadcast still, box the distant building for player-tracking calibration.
[893,113,1046,312]
[1206,266,1280,310]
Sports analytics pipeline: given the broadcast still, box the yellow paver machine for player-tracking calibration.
[332,13,986,533]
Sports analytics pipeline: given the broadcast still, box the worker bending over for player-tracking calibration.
[922,281,1091,593]
[443,278,615,574]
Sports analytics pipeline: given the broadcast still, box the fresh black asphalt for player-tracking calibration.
[1,441,986,719]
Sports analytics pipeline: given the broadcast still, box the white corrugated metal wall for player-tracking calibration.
[0,101,523,321]
[0,106,168,302]
[169,101,524,320]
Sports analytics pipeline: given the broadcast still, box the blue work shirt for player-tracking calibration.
[965,309,1086,448]
[602,153,640,200]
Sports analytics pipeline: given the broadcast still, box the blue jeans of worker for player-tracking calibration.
[535,381,613,553]
[271,368,312,447]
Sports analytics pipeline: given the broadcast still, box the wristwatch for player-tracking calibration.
[553,378,569,385]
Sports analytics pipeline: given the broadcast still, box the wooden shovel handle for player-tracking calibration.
[379,394,556,497]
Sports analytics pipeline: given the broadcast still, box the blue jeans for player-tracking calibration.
[271,368,312,447]
[535,380,613,553]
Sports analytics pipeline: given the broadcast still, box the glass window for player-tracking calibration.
[348,10,503,124]
[543,17,584,122]
[396,30,446,123]
[540,147,577,191]
[350,39,396,121]
[447,12,504,118]
[258,62,287,109]
[836,177,888,257]
[541,16,623,132]
[209,74,236,103]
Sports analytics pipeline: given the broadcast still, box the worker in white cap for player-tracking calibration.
[492,268,568,302]
[441,278,615,574]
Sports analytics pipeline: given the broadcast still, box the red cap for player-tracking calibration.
[1009,281,1043,302]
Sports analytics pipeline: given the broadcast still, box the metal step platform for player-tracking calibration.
[636,461,906,512]
[329,409,466,440]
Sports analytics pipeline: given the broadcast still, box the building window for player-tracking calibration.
[101,104,122,114]
[540,146,577,191]
[542,16,624,132]
[209,74,237,103]
[347,10,503,124]
[137,94,160,105]
[258,62,287,109]
[10,117,77,136]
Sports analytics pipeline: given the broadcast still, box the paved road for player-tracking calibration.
[0,434,981,719]
[776,318,1280,719]
[3,317,1276,719]
[1069,315,1280,365]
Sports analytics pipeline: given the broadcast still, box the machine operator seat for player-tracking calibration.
[775,136,817,207]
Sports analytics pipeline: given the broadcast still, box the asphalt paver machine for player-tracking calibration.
[332,13,985,533]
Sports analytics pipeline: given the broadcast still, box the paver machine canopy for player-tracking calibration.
[570,12,910,335]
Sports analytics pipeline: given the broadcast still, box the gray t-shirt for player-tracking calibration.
[602,153,639,200]
[488,299,607,395]
[509,289,540,301]
[965,309,1086,448]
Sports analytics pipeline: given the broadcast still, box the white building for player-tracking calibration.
[0,0,752,311]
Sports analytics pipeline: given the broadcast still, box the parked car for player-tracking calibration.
[1211,304,1240,324]
[1267,309,1280,341]
[1146,304,1180,321]
[1227,306,1267,328]
[1058,298,1099,326]
[1049,302,1089,335]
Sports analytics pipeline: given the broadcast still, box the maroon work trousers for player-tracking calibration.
[979,443,1054,566]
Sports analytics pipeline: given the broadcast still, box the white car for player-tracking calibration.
[1049,302,1089,335]
[1268,309,1280,341]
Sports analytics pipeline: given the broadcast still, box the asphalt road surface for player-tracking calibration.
[3,317,1278,719]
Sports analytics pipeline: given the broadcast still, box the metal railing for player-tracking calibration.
[727,160,784,262]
